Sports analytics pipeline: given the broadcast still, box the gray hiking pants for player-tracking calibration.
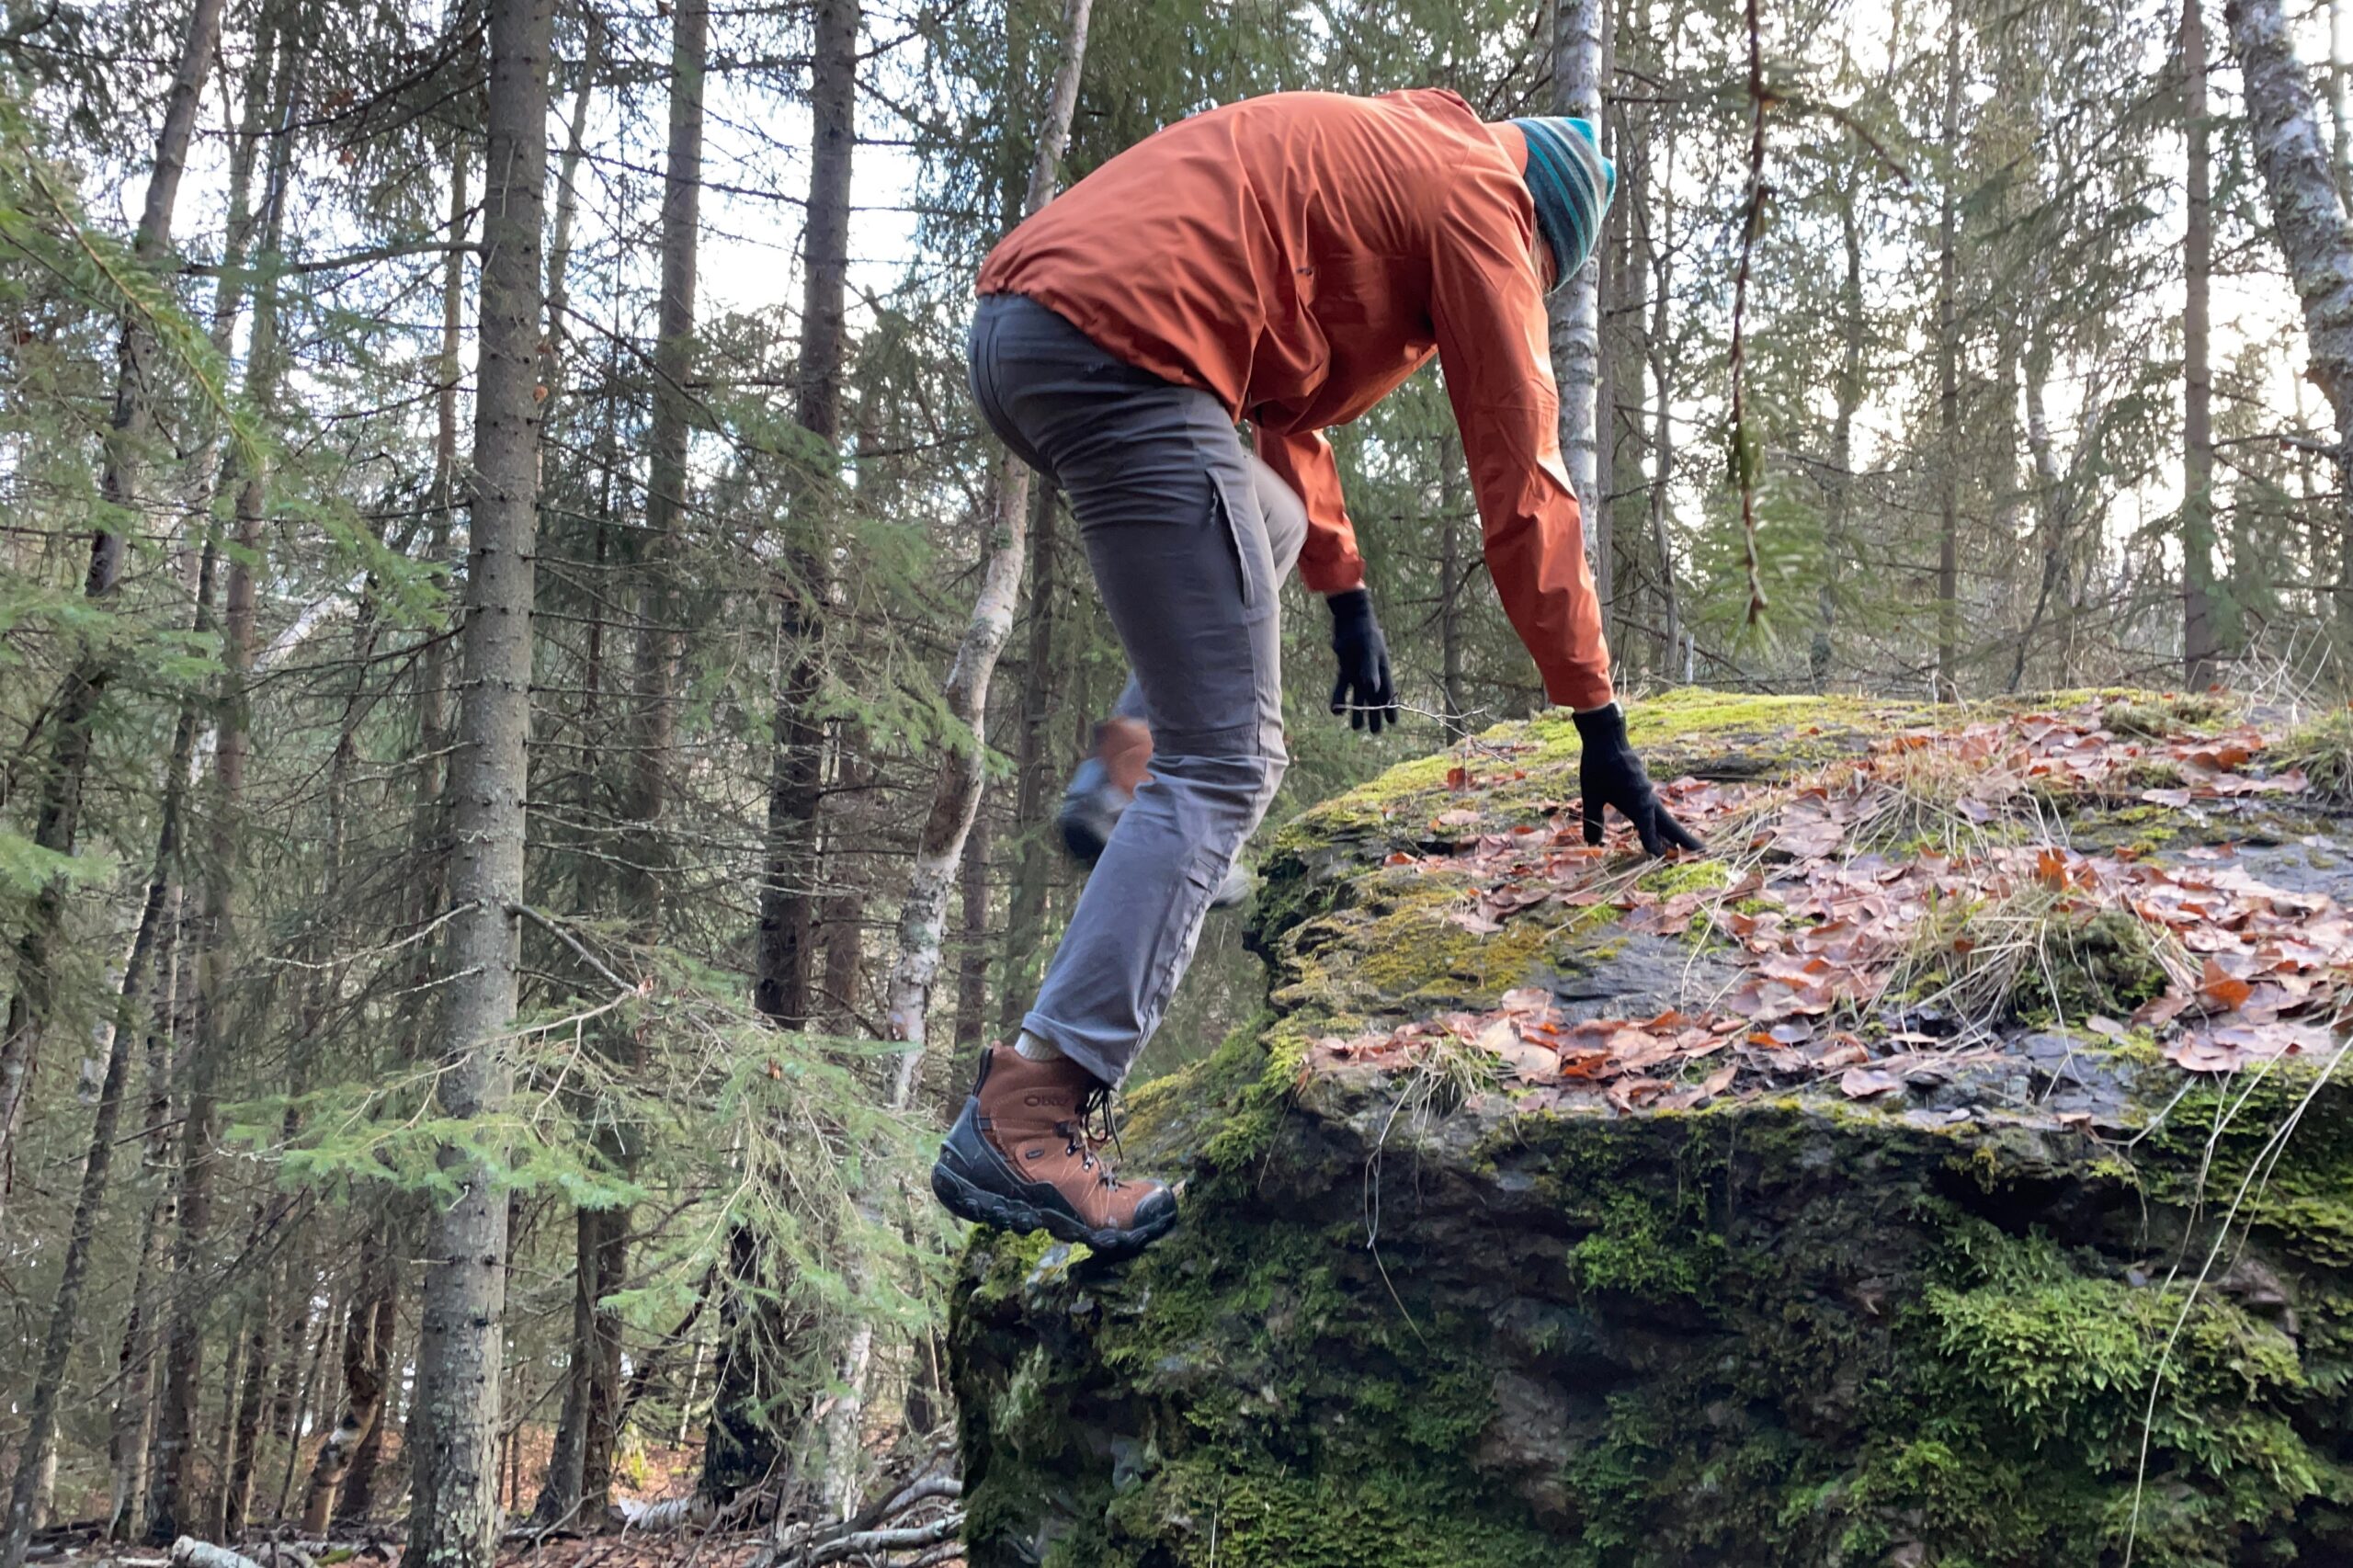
[969,293,1292,1086]
[1110,462,1308,721]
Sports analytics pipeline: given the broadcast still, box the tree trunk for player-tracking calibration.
[576,1210,626,1518]
[886,0,1092,1073]
[997,481,1062,1040]
[531,1225,595,1529]
[0,0,231,1197]
[1935,22,1963,700]
[1646,170,1680,675]
[1438,433,1467,725]
[404,0,553,1563]
[1594,39,1623,629]
[1813,188,1864,688]
[0,691,200,1568]
[2226,0,2353,638]
[2183,0,2220,686]
[732,0,861,1506]
[1550,0,1606,532]
[300,1270,388,1532]
[222,1267,277,1540]
[273,1289,335,1523]
[951,811,993,1055]
[2334,0,2351,202]
[530,5,679,1535]
[543,14,601,420]
[328,1288,397,1527]
[145,23,304,1530]
[220,70,307,1536]
[755,0,859,1033]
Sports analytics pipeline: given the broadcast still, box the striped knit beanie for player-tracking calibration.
[1510,117,1616,293]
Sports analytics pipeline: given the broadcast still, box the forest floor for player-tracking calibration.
[26,1434,961,1568]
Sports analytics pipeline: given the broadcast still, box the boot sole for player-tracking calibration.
[931,1147,1177,1260]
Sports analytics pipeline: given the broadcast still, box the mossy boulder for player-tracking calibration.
[950,690,2353,1567]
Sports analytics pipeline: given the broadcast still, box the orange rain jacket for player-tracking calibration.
[977,86,1612,711]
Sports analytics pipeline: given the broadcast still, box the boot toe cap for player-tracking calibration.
[1131,1183,1177,1233]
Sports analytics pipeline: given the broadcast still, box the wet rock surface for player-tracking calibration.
[950,692,2353,1567]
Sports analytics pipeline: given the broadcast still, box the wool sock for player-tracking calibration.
[1015,1030,1066,1062]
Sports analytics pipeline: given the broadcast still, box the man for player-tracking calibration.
[931,88,1699,1258]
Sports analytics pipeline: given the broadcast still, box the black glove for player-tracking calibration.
[1326,589,1399,733]
[1575,702,1701,858]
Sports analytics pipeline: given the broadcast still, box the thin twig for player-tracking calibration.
[507,903,641,997]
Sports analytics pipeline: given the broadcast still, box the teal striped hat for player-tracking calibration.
[1510,117,1616,293]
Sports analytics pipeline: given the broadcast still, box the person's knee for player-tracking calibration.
[1144,741,1281,806]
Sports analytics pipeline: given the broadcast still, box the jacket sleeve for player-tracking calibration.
[1426,191,1615,711]
[1256,426,1366,596]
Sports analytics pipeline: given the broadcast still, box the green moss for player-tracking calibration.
[2018,907,2174,1022]
[2272,707,2353,801]
[1840,1223,2346,1565]
[1568,1190,1722,1300]
[1084,1462,1561,1568]
[1633,858,1733,897]
[1617,687,1894,750]
[2137,1057,2353,1264]
[2101,691,2240,739]
[1272,866,1570,1016]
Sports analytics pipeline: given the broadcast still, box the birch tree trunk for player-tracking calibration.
[2334,0,2351,201]
[951,815,993,1053]
[404,0,553,1562]
[1550,0,1606,529]
[0,0,230,1199]
[2226,0,2353,637]
[885,0,1093,1079]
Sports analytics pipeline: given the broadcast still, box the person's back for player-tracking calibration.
[978,88,1513,429]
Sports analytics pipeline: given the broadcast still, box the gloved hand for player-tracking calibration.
[1326,589,1399,733]
[1575,702,1701,858]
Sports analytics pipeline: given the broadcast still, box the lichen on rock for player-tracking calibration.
[950,691,2353,1567]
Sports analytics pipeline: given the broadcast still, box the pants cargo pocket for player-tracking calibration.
[1208,467,1262,608]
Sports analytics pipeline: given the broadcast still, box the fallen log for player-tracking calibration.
[761,1514,961,1568]
[169,1540,267,1568]
[614,1494,712,1534]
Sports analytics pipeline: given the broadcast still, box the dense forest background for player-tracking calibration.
[0,0,2345,1556]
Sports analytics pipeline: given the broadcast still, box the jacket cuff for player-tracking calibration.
[1549,669,1616,712]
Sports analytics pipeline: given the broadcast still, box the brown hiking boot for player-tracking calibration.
[931,1043,1177,1256]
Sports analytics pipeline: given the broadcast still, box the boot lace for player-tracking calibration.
[1061,1084,1127,1187]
